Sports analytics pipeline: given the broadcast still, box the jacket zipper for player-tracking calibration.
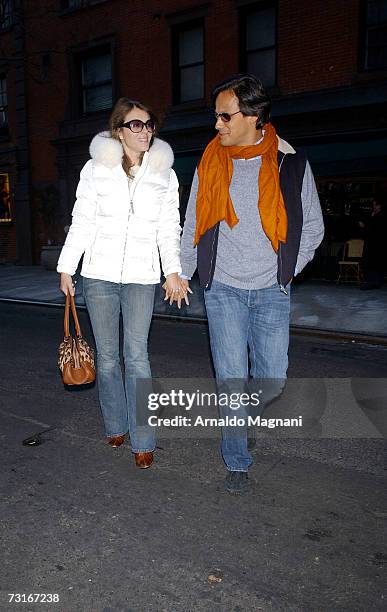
[278,153,287,293]
[205,227,218,288]
[120,176,140,283]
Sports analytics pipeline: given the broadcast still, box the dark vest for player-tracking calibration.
[197,149,307,290]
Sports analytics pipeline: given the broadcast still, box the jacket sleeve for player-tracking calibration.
[56,160,98,275]
[295,161,325,275]
[156,169,182,277]
[180,169,199,279]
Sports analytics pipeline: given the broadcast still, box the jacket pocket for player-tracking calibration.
[152,246,160,274]
[87,227,101,265]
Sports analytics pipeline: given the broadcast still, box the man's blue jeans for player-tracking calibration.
[83,278,156,453]
[204,280,290,471]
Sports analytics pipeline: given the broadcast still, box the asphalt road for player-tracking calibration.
[0,303,386,612]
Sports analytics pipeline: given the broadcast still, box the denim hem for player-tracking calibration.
[131,447,156,453]
[226,468,249,472]
[105,431,128,438]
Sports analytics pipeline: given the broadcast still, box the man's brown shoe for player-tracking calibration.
[107,434,126,448]
[135,451,154,469]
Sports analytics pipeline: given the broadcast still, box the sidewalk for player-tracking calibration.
[0,264,386,341]
[1,302,386,612]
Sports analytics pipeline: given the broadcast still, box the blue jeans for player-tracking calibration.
[83,278,156,453]
[204,280,290,471]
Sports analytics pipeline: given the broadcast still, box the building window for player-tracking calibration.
[173,21,204,104]
[62,0,83,8]
[61,0,105,9]
[363,0,387,70]
[0,77,7,127]
[240,3,277,87]
[0,173,12,222]
[77,46,112,114]
[0,0,12,30]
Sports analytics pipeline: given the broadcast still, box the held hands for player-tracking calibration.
[162,273,192,309]
[60,272,76,297]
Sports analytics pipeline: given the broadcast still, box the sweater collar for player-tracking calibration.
[277,136,296,154]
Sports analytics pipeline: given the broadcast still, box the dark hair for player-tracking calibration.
[109,97,158,176]
[212,73,271,129]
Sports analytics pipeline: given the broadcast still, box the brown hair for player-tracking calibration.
[109,98,158,177]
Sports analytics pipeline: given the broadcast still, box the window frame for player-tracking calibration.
[60,0,107,11]
[239,1,278,89]
[69,41,115,118]
[0,74,8,128]
[0,0,13,31]
[359,0,387,72]
[172,18,205,106]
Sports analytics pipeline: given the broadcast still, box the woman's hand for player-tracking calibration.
[60,272,75,297]
[163,273,192,308]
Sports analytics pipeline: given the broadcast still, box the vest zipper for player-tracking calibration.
[278,153,287,292]
[279,245,288,294]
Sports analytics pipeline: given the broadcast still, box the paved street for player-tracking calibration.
[1,303,386,612]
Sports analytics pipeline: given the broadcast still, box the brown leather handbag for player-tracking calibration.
[58,293,96,385]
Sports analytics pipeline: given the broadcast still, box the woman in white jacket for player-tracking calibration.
[57,98,187,468]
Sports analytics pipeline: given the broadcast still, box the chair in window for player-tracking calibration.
[337,239,364,284]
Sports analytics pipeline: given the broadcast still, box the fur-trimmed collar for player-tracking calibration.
[89,131,174,171]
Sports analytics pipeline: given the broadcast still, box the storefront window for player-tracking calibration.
[0,173,12,222]
[301,177,382,281]
[317,178,376,242]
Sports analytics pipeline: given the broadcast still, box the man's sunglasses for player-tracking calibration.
[214,110,242,122]
[121,119,155,133]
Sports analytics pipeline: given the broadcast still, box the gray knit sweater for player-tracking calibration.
[180,156,324,289]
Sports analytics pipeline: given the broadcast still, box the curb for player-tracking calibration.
[1,296,387,346]
[289,325,387,347]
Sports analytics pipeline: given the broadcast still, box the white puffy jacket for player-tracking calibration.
[57,132,182,284]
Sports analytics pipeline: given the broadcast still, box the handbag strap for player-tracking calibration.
[64,293,82,338]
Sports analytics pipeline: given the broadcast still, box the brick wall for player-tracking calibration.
[0,225,17,262]
[0,0,384,262]
[23,0,364,181]
[278,0,360,93]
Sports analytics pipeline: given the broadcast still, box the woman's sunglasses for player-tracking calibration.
[121,119,155,133]
[214,110,242,122]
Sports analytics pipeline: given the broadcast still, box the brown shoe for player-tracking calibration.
[135,451,154,469]
[107,434,126,448]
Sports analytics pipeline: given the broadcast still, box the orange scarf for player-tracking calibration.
[195,122,287,252]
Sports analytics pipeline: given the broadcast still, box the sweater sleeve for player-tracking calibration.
[294,161,324,275]
[156,169,182,277]
[180,169,199,278]
[56,160,98,276]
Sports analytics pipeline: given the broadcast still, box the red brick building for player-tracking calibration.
[0,0,386,272]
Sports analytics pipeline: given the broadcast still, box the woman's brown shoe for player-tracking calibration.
[107,434,126,448]
[134,451,154,469]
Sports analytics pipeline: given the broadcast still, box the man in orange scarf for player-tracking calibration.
[178,74,324,493]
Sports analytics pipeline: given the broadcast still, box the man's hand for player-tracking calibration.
[60,272,75,296]
[162,273,193,308]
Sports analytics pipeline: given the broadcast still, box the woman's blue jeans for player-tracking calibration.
[204,280,290,472]
[83,277,156,453]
